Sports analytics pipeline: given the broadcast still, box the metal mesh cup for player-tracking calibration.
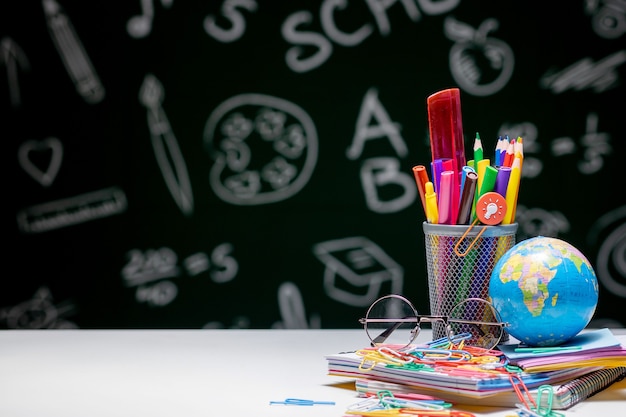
[423,222,517,340]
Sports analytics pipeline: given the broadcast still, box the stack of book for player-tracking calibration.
[326,328,626,410]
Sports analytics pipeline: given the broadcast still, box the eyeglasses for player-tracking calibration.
[359,294,508,351]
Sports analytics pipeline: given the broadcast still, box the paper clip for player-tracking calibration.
[534,385,565,417]
[269,398,335,406]
[380,397,445,411]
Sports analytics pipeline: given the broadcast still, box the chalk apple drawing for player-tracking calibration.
[445,16,514,96]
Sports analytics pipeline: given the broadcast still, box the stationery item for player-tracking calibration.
[425,182,439,224]
[495,136,507,166]
[494,167,512,197]
[352,365,626,410]
[471,159,490,220]
[432,158,449,193]
[503,136,515,167]
[456,171,477,225]
[427,88,466,174]
[477,166,498,200]
[459,166,475,199]
[269,398,336,406]
[502,157,521,224]
[437,171,455,225]
[413,165,430,217]
[473,133,483,166]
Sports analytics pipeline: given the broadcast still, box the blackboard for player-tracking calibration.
[3,0,626,329]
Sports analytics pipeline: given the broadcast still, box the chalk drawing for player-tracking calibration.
[498,122,542,179]
[541,50,626,94]
[272,281,321,329]
[16,187,127,234]
[445,16,514,96]
[514,205,571,241]
[42,0,105,103]
[360,157,416,213]
[282,0,459,73]
[550,113,611,175]
[585,0,626,39]
[313,236,403,307]
[204,0,257,43]
[139,74,194,216]
[346,87,415,213]
[0,287,78,329]
[589,206,626,298]
[18,137,63,187]
[122,247,181,287]
[136,280,178,306]
[127,0,174,39]
[204,94,318,205]
[0,37,29,108]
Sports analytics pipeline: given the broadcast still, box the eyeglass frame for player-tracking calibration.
[358,294,509,350]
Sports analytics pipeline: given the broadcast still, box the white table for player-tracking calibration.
[0,329,624,416]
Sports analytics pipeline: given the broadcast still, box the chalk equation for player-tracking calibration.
[121,244,238,306]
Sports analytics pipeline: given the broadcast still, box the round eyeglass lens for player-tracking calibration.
[447,298,504,350]
[364,295,418,348]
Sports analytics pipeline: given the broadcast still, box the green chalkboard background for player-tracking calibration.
[3,0,625,330]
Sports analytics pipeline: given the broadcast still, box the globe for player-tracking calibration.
[489,236,599,347]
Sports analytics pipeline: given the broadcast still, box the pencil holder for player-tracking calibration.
[422,222,517,340]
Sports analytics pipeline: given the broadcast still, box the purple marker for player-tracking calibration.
[494,166,512,197]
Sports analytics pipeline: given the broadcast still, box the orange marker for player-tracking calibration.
[412,165,430,217]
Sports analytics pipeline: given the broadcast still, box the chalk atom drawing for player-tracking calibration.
[204,94,318,205]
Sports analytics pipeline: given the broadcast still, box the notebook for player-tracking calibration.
[353,366,626,410]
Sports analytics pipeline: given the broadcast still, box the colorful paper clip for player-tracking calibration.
[269,398,335,406]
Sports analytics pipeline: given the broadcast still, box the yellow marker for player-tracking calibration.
[425,181,439,224]
[502,158,521,224]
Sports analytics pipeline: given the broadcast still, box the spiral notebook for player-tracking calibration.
[353,366,626,410]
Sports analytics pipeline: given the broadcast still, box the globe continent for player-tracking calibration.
[489,236,598,347]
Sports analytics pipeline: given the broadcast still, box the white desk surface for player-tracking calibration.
[0,329,624,417]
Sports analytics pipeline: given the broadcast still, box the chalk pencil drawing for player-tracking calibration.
[139,74,194,216]
[204,93,318,205]
[42,0,105,103]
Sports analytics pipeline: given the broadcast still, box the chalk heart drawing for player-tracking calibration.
[203,94,318,205]
[18,137,63,187]
[445,16,514,97]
